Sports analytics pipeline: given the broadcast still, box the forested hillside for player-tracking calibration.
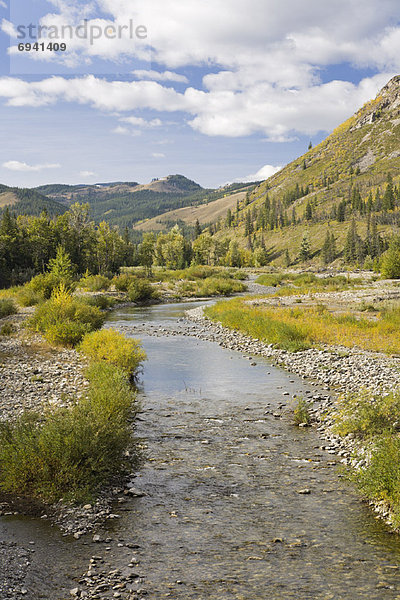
[209,76,400,267]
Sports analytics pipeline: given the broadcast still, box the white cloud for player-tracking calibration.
[1,19,17,36]
[120,116,162,127]
[151,152,165,158]
[112,125,142,136]
[132,70,188,84]
[2,160,61,172]
[1,1,400,140]
[0,72,394,140]
[238,164,282,183]
[80,170,96,177]
[112,125,130,135]
[0,2,7,10]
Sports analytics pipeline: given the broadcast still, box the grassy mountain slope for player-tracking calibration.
[134,184,256,232]
[213,75,400,265]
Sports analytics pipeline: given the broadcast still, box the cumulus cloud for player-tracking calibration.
[112,125,130,135]
[238,164,282,183]
[0,72,392,139]
[2,160,61,172]
[151,152,165,158]
[1,19,17,36]
[120,116,162,127]
[80,170,96,177]
[1,1,400,139]
[132,70,188,83]
[0,2,7,10]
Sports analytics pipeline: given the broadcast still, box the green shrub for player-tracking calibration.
[185,265,219,279]
[333,389,400,437]
[0,299,17,318]
[355,436,400,527]
[226,269,247,281]
[29,285,105,347]
[0,361,138,503]
[0,322,16,336]
[197,277,246,297]
[78,274,111,292]
[256,273,285,287]
[175,281,197,297]
[82,295,116,310]
[16,287,42,307]
[27,272,74,300]
[292,397,312,426]
[112,273,133,292]
[79,328,146,377]
[128,279,158,303]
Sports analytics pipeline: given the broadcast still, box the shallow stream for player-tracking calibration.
[2,301,400,599]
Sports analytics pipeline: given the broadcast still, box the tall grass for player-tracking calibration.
[0,299,17,319]
[205,298,310,351]
[333,389,400,437]
[205,298,400,354]
[354,436,400,528]
[0,361,139,503]
[256,272,362,295]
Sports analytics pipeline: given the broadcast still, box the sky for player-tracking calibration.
[0,0,399,189]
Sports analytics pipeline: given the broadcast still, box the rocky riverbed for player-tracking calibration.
[2,282,400,599]
[110,300,400,529]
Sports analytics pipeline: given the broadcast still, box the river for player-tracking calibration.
[2,300,400,599]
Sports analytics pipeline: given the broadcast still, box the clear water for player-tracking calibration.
[1,301,400,599]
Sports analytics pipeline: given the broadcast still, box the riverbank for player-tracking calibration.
[0,310,143,537]
[181,299,400,529]
[3,293,400,599]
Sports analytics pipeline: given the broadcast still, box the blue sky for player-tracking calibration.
[0,0,399,188]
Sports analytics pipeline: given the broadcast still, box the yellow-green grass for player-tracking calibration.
[255,272,364,295]
[134,189,250,232]
[205,297,400,354]
[333,388,400,529]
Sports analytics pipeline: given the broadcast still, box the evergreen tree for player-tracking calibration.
[344,220,362,264]
[305,201,313,221]
[322,230,336,264]
[194,219,202,237]
[284,249,291,267]
[299,232,311,262]
[48,246,74,282]
[337,200,346,222]
[374,188,382,211]
[367,191,373,213]
[381,235,400,278]
[383,173,395,211]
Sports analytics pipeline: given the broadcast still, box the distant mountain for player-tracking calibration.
[34,174,207,228]
[0,186,66,218]
[0,174,261,231]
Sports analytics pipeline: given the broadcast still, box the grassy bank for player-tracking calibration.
[205,297,400,354]
[333,390,400,528]
[0,328,145,504]
[255,272,364,295]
